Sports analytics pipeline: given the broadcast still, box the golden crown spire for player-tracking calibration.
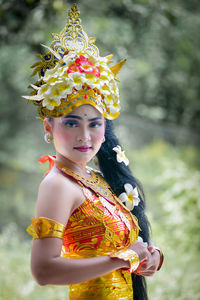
[50,4,99,57]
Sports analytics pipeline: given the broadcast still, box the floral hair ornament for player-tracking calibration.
[118,183,140,210]
[112,145,129,166]
[22,4,126,120]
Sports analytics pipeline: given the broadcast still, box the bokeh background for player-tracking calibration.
[0,0,200,299]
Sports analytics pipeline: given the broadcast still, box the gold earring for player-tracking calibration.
[44,132,53,143]
[102,136,105,143]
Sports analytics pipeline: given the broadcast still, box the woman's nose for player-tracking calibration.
[77,127,91,143]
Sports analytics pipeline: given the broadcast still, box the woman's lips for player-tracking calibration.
[74,146,92,152]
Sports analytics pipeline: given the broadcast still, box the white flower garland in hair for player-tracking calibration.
[113,145,140,210]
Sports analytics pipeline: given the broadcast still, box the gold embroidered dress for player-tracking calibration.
[27,160,140,300]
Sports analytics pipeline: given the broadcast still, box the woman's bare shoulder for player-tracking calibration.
[36,169,82,225]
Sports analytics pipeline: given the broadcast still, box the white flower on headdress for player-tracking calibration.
[98,56,113,67]
[112,145,129,166]
[63,51,77,62]
[57,65,69,78]
[43,66,60,81]
[99,71,112,84]
[68,72,86,90]
[98,57,108,64]
[89,79,102,90]
[108,103,120,114]
[119,184,140,210]
[104,94,113,104]
[47,76,60,84]
[50,81,73,100]
[86,54,98,66]
[109,79,119,96]
[38,83,49,96]
[42,97,61,110]
[84,73,99,87]
[101,84,111,95]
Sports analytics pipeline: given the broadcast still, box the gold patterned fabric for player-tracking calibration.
[57,163,140,299]
[69,270,133,300]
[27,217,65,239]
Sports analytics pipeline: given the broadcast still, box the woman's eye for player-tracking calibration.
[63,120,79,127]
[89,122,102,128]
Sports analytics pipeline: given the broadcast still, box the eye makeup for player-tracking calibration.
[89,121,103,128]
[63,119,79,127]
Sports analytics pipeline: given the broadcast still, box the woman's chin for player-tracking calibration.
[70,155,93,165]
[74,158,92,164]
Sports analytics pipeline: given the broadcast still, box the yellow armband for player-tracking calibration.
[26,217,65,240]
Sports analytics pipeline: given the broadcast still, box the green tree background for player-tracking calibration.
[0,0,200,299]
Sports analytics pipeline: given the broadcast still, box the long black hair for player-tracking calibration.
[96,119,150,300]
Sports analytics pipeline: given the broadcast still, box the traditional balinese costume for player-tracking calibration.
[25,4,163,299]
[27,158,141,299]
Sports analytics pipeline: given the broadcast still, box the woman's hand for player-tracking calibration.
[128,240,152,263]
[135,245,161,277]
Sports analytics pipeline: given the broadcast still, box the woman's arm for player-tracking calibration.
[31,238,128,285]
[31,170,129,286]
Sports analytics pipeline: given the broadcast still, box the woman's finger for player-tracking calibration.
[140,270,156,276]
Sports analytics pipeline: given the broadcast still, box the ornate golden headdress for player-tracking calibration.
[23,4,126,120]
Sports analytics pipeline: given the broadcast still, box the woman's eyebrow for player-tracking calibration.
[64,115,81,120]
[64,115,102,121]
[88,117,102,121]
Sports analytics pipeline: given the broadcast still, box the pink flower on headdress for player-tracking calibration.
[77,55,97,76]
[79,63,94,74]
[67,64,80,73]
[80,64,100,77]
[75,55,92,65]
[67,55,101,78]
[92,66,100,77]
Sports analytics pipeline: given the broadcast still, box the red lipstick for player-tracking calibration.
[74,146,92,152]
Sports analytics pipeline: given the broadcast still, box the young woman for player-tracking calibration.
[25,5,163,300]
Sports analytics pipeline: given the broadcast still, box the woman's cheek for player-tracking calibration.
[59,130,74,142]
[93,127,105,143]
[53,127,75,148]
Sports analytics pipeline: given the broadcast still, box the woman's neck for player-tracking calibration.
[55,153,90,178]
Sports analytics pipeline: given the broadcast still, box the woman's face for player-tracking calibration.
[44,104,105,164]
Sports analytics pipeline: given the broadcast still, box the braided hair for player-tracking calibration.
[96,119,150,300]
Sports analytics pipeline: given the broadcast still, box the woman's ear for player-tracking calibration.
[43,118,53,134]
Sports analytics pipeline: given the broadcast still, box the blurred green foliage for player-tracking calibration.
[131,141,200,299]
[0,0,200,299]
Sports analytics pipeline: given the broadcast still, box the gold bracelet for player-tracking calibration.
[110,249,140,273]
